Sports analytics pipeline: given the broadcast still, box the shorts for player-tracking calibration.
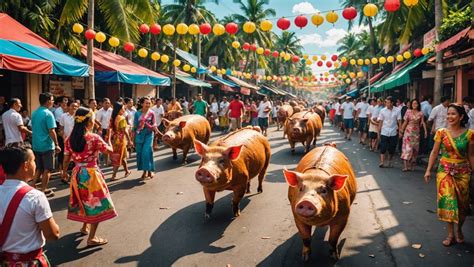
[343,119,354,129]
[379,135,398,155]
[335,115,342,125]
[258,117,269,129]
[368,131,378,139]
[102,129,108,138]
[34,150,55,171]
[230,117,242,130]
[358,118,368,132]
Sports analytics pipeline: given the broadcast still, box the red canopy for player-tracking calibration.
[436,27,471,52]
[0,13,54,49]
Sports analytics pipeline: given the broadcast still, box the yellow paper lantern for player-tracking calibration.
[160,54,170,63]
[403,51,411,59]
[216,69,222,75]
[280,51,286,58]
[108,37,120,47]
[267,76,272,81]
[311,14,324,27]
[371,57,378,64]
[72,23,84,34]
[363,3,378,17]
[163,24,175,36]
[173,59,181,67]
[95,32,106,43]
[303,54,309,60]
[342,74,348,79]
[213,24,225,36]
[220,68,226,74]
[191,67,197,73]
[256,47,264,55]
[232,41,240,49]
[183,64,191,72]
[379,57,386,64]
[210,66,217,72]
[151,52,161,61]
[188,24,200,35]
[349,72,356,79]
[284,54,291,61]
[138,48,148,58]
[421,47,430,55]
[326,11,339,24]
[321,55,326,61]
[345,78,352,84]
[403,0,419,8]
[357,71,364,78]
[357,59,364,65]
[350,59,356,65]
[341,57,347,62]
[306,60,312,65]
[324,72,329,77]
[260,20,273,32]
[387,56,395,63]
[396,55,404,62]
[243,21,256,34]
[334,62,340,68]
[364,59,370,65]
[312,55,318,61]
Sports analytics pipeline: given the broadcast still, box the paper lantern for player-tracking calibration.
[371,57,378,64]
[363,3,378,17]
[277,17,291,30]
[123,42,135,52]
[326,61,333,68]
[260,20,273,32]
[160,54,169,63]
[387,56,395,63]
[341,61,348,67]
[72,23,84,34]
[225,23,238,35]
[294,15,308,29]
[250,44,257,51]
[213,24,225,36]
[163,24,175,36]
[200,23,212,35]
[357,71,364,78]
[139,24,150,34]
[210,66,217,72]
[191,67,197,73]
[188,24,200,35]
[357,59,364,65]
[317,61,323,67]
[279,51,286,58]
[413,48,422,57]
[267,76,272,81]
[306,60,313,66]
[176,23,188,35]
[151,52,161,61]
[342,74,348,79]
[232,41,240,49]
[242,42,250,50]
[403,51,411,59]
[150,23,161,35]
[138,48,148,58]
[350,59,356,65]
[321,55,327,61]
[403,0,419,8]
[331,55,338,61]
[396,55,404,62]
[183,64,191,72]
[243,21,256,34]
[312,55,318,61]
[364,59,371,65]
[95,32,106,43]
[385,0,401,12]
[346,78,352,84]
[108,37,119,47]
[326,11,339,24]
[272,51,279,58]
[292,55,300,63]
[349,72,356,78]
[216,69,222,75]
[173,59,181,67]
[379,57,387,64]
[421,47,430,55]
[340,56,347,62]
[284,54,291,61]
[84,29,96,40]
[303,54,309,59]
[311,14,324,27]
[334,62,340,68]
[256,47,264,55]
[342,7,357,20]
[264,49,271,56]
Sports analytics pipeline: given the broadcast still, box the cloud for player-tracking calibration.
[292,2,320,14]
[299,28,347,48]
[350,24,369,34]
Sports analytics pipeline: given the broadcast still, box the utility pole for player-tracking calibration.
[433,0,444,104]
[86,0,95,100]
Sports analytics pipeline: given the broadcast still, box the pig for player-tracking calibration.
[283,144,357,261]
[277,104,294,135]
[313,105,326,123]
[162,115,211,164]
[194,126,271,219]
[285,111,322,154]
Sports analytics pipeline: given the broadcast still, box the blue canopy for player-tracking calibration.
[207,74,239,88]
[175,48,208,74]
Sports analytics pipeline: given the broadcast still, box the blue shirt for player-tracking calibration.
[32,106,57,152]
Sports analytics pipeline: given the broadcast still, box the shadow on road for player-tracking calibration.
[46,232,103,265]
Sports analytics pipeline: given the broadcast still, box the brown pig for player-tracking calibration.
[285,111,322,153]
[194,126,271,218]
[283,144,357,261]
[162,115,211,164]
[313,105,326,123]
[277,104,294,134]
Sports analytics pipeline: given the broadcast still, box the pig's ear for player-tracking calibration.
[327,174,348,191]
[283,169,302,187]
[300,118,309,124]
[193,140,208,157]
[225,145,243,161]
[179,121,187,128]
[162,119,170,127]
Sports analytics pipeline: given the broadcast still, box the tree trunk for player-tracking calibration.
[367,17,376,77]
[172,38,177,99]
[434,0,444,104]
[86,0,95,100]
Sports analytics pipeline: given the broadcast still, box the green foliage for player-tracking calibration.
[439,5,472,41]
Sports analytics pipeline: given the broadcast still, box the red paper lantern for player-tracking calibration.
[242,42,250,51]
[331,77,335,81]
[272,51,279,58]
[413,48,422,57]
[123,42,135,52]
[264,49,271,56]
[199,23,212,35]
[295,77,300,81]
[250,44,257,51]
[325,78,329,82]
[331,55,338,61]
[317,61,323,67]
[277,17,291,30]
[326,61,333,68]
[294,15,308,29]
[139,24,150,34]
[150,23,161,35]
[319,77,324,81]
[384,0,401,12]
[303,77,309,81]
[292,55,300,63]
[342,61,348,67]
[342,7,357,20]
[225,23,239,35]
[84,29,96,40]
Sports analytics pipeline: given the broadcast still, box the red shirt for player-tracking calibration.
[228,100,244,118]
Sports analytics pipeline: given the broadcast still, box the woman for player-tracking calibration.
[243,99,251,126]
[424,103,473,246]
[250,100,258,127]
[134,97,158,179]
[62,107,116,247]
[400,99,427,171]
[109,102,132,181]
[209,97,219,130]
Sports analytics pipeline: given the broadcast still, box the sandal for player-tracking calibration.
[442,236,455,246]
[456,232,464,244]
[402,168,409,172]
[87,237,108,247]
[79,229,89,236]
[124,171,132,178]
[61,179,70,185]
[379,163,385,168]
[110,176,120,181]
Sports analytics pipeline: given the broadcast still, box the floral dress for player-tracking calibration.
[434,128,473,223]
[134,110,156,171]
[401,110,423,161]
[110,115,128,167]
[65,133,117,223]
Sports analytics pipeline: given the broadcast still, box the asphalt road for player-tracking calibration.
[45,123,474,267]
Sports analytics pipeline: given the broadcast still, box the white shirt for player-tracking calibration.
[53,107,64,122]
[421,101,432,118]
[1,109,23,145]
[258,101,272,118]
[219,101,229,116]
[334,102,341,115]
[151,105,165,126]
[125,107,137,127]
[377,107,402,136]
[469,109,474,130]
[428,104,448,131]
[182,101,189,109]
[210,102,219,113]
[341,102,355,119]
[356,102,369,118]
[59,112,75,139]
[96,108,113,129]
[0,180,53,253]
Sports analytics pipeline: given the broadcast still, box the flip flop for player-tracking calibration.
[87,237,108,247]
[442,236,455,246]
[124,171,132,178]
[61,179,70,185]
[79,229,89,236]
[379,163,385,168]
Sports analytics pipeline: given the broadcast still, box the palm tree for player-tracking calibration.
[271,31,303,76]
[434,0,444,104]
[337,33,359,58]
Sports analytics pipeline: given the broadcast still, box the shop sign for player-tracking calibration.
[209,56,218,66]
[71,77,85,89]
[50,80,72,96]
[424,28,437,47]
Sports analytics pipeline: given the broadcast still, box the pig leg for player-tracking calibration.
[232,185,247,217]
[328,218,348,260]
[289,140,296,154]
[246,181,251,194]
[172,148,178,160]
[294,218,313,262]
[312,135,317,147]
[182,144,190,164]
[203,187,216,220]
[257,155,270,193]
[305,137,313,153]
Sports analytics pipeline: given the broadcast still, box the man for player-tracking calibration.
[227,94,245,131]
[341,96,355,140]
[151,98,165,148]
[428,96,450,134]
[193,93,208,117]
[367,98,381,151]
[31,93,60,197]
[467,97,474,129]
[355,97,369,144]
[420,95,433,119]
[219,97,230,132]
[377,97,401,168]
[167,98,183,119]
[124,97,136,128]
[0,145,60,266]
[334,99,342,130]
[182,97,189,115]
[96,98,113,139]
[59,101,78,140]
[53,96,68,123]
[257,96,272,136]
[2,98,32,146]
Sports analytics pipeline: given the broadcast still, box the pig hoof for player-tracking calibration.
[257,186,263,193]
[246,189,251,194]
[172,155,178,160]
[204,213,211,220]
[329,249,339,260]
[233,210,240,217]
[302,252,311,262]
[291,149,295,154]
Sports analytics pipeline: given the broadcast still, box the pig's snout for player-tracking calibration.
[296,200,317,217]
[292,128,301,134]
[195,167,216,184]
[162,134,172,142]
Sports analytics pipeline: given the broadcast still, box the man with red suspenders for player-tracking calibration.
[0,145,60,266]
